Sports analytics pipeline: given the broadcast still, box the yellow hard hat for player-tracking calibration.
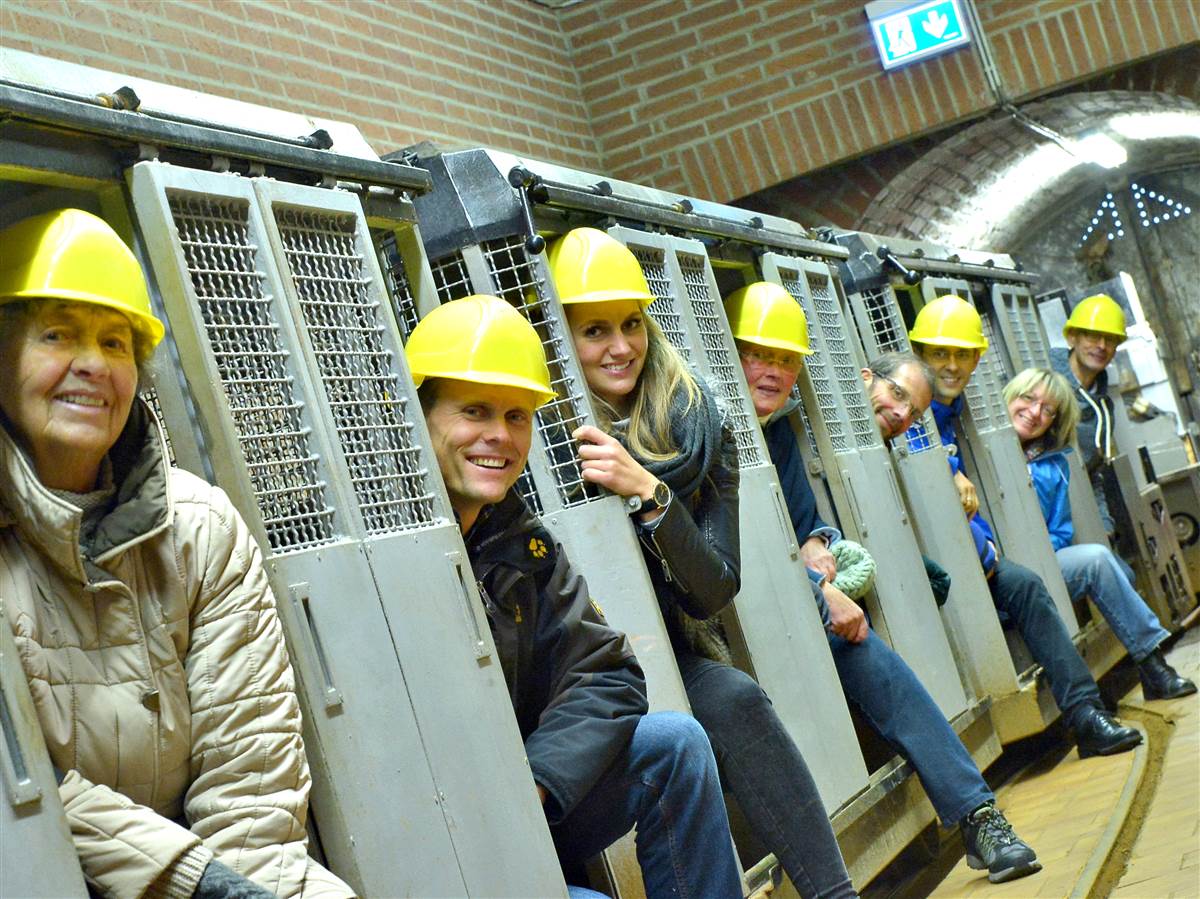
[1063,293,1126,341]
[908,295,987,352]
[545,227,654,306]
[724,282,813,356]
[405,295,556,407]
[0,208,164,347]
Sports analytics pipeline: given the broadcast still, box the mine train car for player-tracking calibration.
[2,51,1195,899]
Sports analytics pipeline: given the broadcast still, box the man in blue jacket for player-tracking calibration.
[729,282,1041,885]
[406,294,742,899]
[909,295,1141,760]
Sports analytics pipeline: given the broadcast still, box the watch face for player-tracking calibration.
[653,481,670,508]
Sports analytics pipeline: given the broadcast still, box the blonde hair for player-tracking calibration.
[1002,367,1080,452]
[589,312,700,462]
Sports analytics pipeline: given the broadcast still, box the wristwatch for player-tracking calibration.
[626,480,671,516]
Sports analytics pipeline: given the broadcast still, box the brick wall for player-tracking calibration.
[561,0,1200,202]
[0,0,602,170]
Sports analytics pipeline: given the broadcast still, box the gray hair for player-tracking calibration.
[868,351,934,392]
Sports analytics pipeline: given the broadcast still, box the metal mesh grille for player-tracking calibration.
[976,314,1015,426]
[274,206,439,534]
[791,383,822,457]
[430,251,474,303]
[482,236,593,506]
[515,467,544,516]
[807,272,879,450]
[1018,294,1051,366]
[777,268,850,452]
[677,252,763,469]
[630,245,692,360]
[375,229,420,341]
[168,193,336,552]
[860,286,908,353]
[996,292,1032,370]
[141,386,177,466]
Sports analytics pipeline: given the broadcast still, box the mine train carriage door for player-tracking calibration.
[129,161,567,898]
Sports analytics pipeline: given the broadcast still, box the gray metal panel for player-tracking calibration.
[614,229,868,811]
[761,253,968,718]
[0,600,88,898]
[129,163,565,897]
[990,283,1052,371]
[920,278,1079,634]
[253,180,568,896]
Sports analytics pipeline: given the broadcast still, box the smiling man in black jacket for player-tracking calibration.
[405,294,742,899]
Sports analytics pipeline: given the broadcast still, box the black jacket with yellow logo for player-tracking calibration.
[465,489,647,823]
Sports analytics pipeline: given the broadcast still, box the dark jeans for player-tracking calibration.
[828,630,993,826]
[550,711,743,899]
[989,558,1102,727]
[677,652,857,899]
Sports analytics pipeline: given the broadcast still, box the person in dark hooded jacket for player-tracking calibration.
[406,292,742,899]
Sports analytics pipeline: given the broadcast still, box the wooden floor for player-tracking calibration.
[926,626,1199,899]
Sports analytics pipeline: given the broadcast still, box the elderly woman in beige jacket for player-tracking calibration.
[0,209,353,899]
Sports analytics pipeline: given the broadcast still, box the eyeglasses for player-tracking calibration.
[1017,392,1059,418]
[1073,329,1121,349]
[876,372,925,417]
[739,346,803,373]
[924,347,978,364]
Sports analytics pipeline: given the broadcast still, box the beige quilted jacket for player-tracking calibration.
[0,404,353,899]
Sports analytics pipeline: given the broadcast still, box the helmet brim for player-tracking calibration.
[0,289,165,348]
[410,369,557,408]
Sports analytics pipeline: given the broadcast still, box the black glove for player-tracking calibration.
[193,861,276,899]
[922,555,952,607]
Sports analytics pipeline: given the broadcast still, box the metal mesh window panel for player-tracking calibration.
[860,287,908,353]
[976,314,1015,424]
[1018,295,1051,366]
[515,466,544,516]
[776,268,849,452]
[807,273,879,450]
[677,252,763,470]
[481,236,593,506]
[997,293,1032,370]
[430,251,474,303]
[140,387,177,466]
[167,193,336,551]
[629,245,691,360]
[374,229,420,341]
[273,206,439,535]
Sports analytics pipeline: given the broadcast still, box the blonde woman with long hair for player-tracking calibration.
[549,228,857,899]
[1004,368,1193,700]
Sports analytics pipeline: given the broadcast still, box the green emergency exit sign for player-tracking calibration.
[865,0,972,70]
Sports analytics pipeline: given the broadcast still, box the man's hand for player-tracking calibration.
[823,582,868,644]
[800,536,837,582]
[954,470,979,517]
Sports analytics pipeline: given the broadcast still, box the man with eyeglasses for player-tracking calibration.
[909,295,1142,761]
[1049,294,1128,536]
[728,283,1042,885]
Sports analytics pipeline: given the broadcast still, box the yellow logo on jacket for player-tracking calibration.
[528,537,548,559]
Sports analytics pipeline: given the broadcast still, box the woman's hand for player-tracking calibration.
[573,425,658,501]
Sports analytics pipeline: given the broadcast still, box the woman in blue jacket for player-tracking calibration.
[1003,368,1194,700]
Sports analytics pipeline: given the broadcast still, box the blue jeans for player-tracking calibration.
[677,653,857,899]
[1057,544,1168,661]
[989,558,1102,727]
[550,711,742,899]
[828,630,993,826]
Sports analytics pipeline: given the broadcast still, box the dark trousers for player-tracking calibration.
[828,630,993,826]
[677,652,857,899]
[988,558,1102,726]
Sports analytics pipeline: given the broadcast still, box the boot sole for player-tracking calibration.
[1141,683,1198,700]
[965,853,1043,883]
[1078,732,1142,758]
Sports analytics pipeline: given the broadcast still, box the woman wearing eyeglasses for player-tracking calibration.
[1003,368,1194,700]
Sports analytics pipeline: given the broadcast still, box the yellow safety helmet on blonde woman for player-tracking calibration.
[545,227,655,306]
